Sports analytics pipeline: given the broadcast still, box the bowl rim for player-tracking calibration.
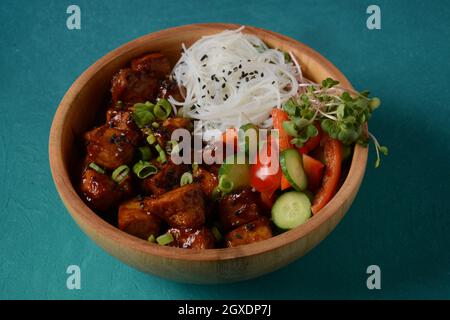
[49,23,368,262]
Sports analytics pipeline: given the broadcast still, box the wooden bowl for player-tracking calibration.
[49,23,368,283]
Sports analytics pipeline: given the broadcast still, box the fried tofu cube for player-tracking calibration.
[193,167,218,198]
[106,108,137,131]
[118,198,161,240]
[145,184,205,228]
[168,227,215,249]
[80,168,123,211]
[225,218,272,248]
[84,125,137,170]
[152,117,192,148]
[141,162,190,196]
[219,188,261,231]
[111,68,159,105]
[130,53,171,78]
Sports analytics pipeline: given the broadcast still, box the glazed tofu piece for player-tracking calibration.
[193,167,218,198]
[118,198,161,240]
[106,108,136,131]
[219,188,262,231]
[141,162,189,196]
[144,184,205,228]
[111,68,159,105]
[84,125,138,170]
[168,227,215,249]
[130,53,171,78]
[80,168,124,211]
[225,218,272,248]
[153,117,192,147]
[158,79,184,101]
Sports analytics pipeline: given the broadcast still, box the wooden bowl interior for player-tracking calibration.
[50,24,367,283]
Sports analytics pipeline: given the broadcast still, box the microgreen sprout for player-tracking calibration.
[282,78,387,167]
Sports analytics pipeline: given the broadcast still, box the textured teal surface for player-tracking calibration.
[0,0,449,299]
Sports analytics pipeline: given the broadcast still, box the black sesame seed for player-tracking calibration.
[221,83,226,88]
[247,59,251,62]
[238,64,242,69]
[202,85,206,89]
[245,77,249,82]
[246,223,256,231]
[261,73,264,77]
[228,71,232,75]
[200,54,208,61]
[197,77,201,82]
[211,74,216,80]
[211,95,215,99]
[202,64,206,67]
[272,81,276,84]
[201,95,206,98]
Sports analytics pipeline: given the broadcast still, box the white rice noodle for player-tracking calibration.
[169,27,302,140]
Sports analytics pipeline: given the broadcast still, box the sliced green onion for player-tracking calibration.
[111,165,130,183]
[88,162,105,174]
[218,175,234,193]
[139,146,152,161]
[154,99,172,120]
[211,226,223,242]
[151,122,160,128]
[146,133,156,145]
[132,102,155,128]
[147,234,156,243]
[156,232,174,246]
[211,187,222,201]
[155,144,167,163]
[192,162,199,173]
[180,172,193,186]
[167,140,180,156]
[132,160,158,179]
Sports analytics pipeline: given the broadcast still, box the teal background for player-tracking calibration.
[0,0,449,299]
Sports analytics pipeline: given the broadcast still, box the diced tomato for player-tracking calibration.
[271,109,292,190]
[302,154,325,191]
[311,135,343,214]
[250,136,281,195]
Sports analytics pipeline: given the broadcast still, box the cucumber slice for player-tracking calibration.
[272,191,311,229]
[218,154,251,192]
[280,148,308,191]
